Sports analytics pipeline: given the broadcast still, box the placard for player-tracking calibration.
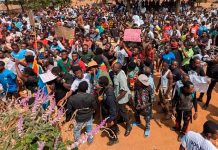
[54,26,75,40]
[124,29,141,42]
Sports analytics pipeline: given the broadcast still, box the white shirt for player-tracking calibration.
[181,131,217,150]
[70,73,91,93]
[114,46,128,66]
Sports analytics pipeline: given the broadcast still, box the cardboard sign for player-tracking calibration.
[27,10,35,28]
[124,29,141,42]
[54,26,75,40]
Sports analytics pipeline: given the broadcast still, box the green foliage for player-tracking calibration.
[0,99,66,150]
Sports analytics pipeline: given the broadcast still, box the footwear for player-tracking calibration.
[132,122,141,126]
[107,139,119,146]
[87,136,94,144]
[197,98,203,102]
[144,129,150,137]
[202,104,208,110]
[124,126,132,136]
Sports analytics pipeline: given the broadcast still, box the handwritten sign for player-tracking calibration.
[124,29,141,42]
[54,26,75,40]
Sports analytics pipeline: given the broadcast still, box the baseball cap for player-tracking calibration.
[138,74,149,86]
[203,120,218,134]
[87,60,98,68]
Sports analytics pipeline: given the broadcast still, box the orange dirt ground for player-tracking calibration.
[61,71,218,150]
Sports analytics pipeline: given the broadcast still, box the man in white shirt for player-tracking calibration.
[57,66,91,106]
[180,120,218,150]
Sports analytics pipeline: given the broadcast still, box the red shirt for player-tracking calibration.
[190,25,199,38]
[71,59,86,71]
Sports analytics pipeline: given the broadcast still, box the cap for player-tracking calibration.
[88,60,98,68]
[203,120,218,134]
[138,74,149,86]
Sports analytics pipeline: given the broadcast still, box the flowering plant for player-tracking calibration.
[0,90,70,150]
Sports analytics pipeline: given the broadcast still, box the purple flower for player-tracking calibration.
[17,116,24,137]
[50,107,64,125]
[54,135,59,150]
[37,141,45,150]
[68,117,109,149]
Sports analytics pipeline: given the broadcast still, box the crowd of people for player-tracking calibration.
[0,1,217,149]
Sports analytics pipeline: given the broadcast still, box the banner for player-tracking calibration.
[54,26,75,40]
[124,29,141,42]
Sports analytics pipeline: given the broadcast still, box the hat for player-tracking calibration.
[203,120,218,134]
[138,74,149,86]
[88,60,98,68]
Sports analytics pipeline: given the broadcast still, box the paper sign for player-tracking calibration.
[124,29,141,42]
[189,75,211,93]
[55,26,75,40]
[6,60,24,74]
[27,10,35,28]
[39,71,57,83]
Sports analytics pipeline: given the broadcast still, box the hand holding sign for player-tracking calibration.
[124,29,141,42]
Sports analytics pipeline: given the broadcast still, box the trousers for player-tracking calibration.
[176,110,192,134]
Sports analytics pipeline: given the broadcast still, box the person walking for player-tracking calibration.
[180,120,218,150]
[172,81,198,139]
[98,76,119,146]
[112,63,132,136]
[66,81,97,144]
[134,74,154,137]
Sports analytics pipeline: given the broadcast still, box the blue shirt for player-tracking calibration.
[198,26,208,36]
[11,49,27,60]
[0,69,17,93]
[162,52,176,65]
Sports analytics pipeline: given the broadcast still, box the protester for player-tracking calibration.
[0,2,217,148]
[98,76,119,146]
[112,63,132,136]
[172,81,198,139]
[0,61,18,100]
[134,74,154,137]
[180,120,218,150]
[66,81,97,143]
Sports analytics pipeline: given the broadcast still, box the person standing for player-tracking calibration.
[180,120,218,150]
[57,50,71,74]
[0,61,18,101]
[202,55,218,109]
[98,76,119,146]
[156,61,173,119]
[66,81,97,144]
[57,66,91,107]
[134,74,154,137]
[172,81,198,139]
[112,63,132,136]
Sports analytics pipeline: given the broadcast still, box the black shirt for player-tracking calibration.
[102,87,118,122]
[66,92,97,122]
[171,68,182,83]
[54,73,74,102]
[25,75,38,93]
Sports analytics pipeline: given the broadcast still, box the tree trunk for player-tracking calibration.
[175,0,180,15]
